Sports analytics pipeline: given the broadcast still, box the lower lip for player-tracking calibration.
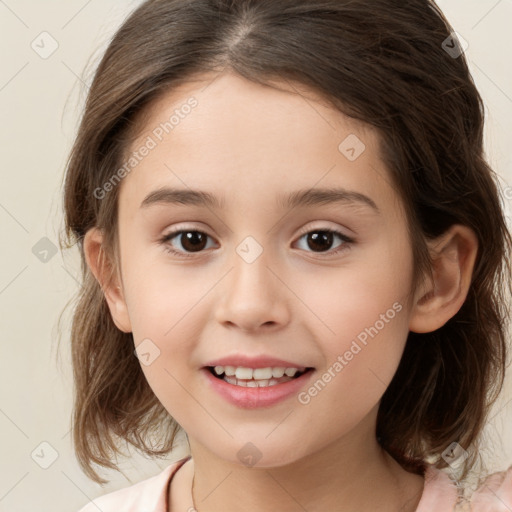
[201,368,315,409]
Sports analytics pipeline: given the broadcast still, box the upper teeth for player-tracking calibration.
[213,366,302,380]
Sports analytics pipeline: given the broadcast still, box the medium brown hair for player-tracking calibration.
[61,0,512,484]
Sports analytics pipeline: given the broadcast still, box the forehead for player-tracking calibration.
[119,70,398,218]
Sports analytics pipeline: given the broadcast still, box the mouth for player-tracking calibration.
[206,365,315,388]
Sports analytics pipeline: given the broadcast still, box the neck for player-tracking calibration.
[181,419,424,512]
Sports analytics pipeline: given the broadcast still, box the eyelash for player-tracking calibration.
[158,226,355,259]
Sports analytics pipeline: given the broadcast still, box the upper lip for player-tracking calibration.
[204,355,313,370]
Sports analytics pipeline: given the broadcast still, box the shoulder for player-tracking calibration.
[76,456,192,512]
[469,465,512,511]
[415,463,512,512]
[415,464,460,511]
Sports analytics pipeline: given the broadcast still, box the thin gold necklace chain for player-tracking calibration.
[191,473,199,512]
[189,469,453,512]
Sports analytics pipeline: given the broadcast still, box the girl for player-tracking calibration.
[62,0,512,510]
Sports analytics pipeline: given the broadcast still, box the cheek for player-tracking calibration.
[122,254,209,339]
[306,281,409,394]
[294,275,411,440]
[301,243,411,335]
[121,262,211,400]
[299,240,413,389]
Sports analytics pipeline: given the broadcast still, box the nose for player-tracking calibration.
[214,248,291,333]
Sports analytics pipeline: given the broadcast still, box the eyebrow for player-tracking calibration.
[279,187,379,213]
[140,186,380,213]
[141,188,223,209]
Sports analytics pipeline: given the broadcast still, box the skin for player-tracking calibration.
[84,70,478,512]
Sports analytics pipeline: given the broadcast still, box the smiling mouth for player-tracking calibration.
[207,366,314,387]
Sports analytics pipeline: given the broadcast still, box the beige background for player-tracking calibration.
[0,1,511,511]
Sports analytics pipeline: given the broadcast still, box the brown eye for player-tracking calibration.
[306,231,335,252]
[162,230,215,256]
[178,231,208,252]
[295,229,352,254]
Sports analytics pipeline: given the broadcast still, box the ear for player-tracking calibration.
[83,227,132,333]
[409,224,478,333]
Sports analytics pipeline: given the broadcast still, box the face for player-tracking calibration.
[110,71,417,467]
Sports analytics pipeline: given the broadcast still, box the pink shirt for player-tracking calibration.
[77,456,512,512]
